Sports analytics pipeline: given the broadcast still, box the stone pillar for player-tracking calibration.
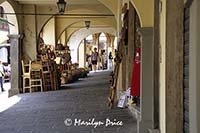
[23,5,37,60]
[92,34,96,46]
[78,40,86,68]
[110,35,115,55]
[121,43,126,91]
[110,35,115,70]
[96,33,101,70]
[189,1,200,132]
[138,27,154,133]
[126,2,135,89]
[8,34,23,97]
[166,0,184,132]
[105,33,111,47]
[92,33,101,69]
[83,39,86,67]
[153,0,160,130]
[105,33,111,70]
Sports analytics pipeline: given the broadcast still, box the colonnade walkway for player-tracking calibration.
[0,70,136,133]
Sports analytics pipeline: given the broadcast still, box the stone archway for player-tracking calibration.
[37,1,117,46]
[67,27,116,63]
[97,0,154,27]
[0,0,21,97]
[0,1,19,34]
[77,32,115,68]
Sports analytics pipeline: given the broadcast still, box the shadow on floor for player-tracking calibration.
[0,71,137,133]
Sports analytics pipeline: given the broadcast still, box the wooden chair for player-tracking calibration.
[30,60,43,92]
[42,61,54,91]
[21,60,31,93]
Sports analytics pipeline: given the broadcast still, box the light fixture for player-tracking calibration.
[85,21,91,29]
[57,0,67,14]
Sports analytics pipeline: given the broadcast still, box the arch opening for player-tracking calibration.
[67,27,116,63]
[78,32,116,70]
[0,0,19,92]
[0,1,19,34]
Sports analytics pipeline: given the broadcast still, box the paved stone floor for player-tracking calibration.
[0,71,137,133]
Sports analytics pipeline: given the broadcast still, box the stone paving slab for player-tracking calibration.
[0,71,137,133]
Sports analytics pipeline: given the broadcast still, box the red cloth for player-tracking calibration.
[130,48,141,96]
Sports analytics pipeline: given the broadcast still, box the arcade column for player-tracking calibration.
[8,34,23,97]
[138,27,154,133]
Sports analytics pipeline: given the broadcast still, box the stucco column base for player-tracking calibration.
[8,88,19,97]
[148,129,160,133]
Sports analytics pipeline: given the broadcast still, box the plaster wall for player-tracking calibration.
[159,0,166,133]
[65,28,78,43]
[60,31,65,45]
[117,0,122,33]
[43,17,56,46]
[22,5,37,60]
[130,0,154,27]
[36,5,57,36]
[58,19,116,41]
[36,3,116,40]
[56,17,116,40]
[67,4,112,14]
[97,0,118,21]
[65,28,76,43]
[190,1,200,132]
[78,41,85,68]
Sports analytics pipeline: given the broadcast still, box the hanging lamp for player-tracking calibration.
[57,0,67,14]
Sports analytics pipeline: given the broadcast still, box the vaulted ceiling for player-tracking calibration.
[15,0,101,5]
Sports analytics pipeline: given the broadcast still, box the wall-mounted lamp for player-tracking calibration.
[85,21,91,29]
[57,0,67,14]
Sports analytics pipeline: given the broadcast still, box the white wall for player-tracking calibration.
[0,30,8,43]
[159,0,166,133]
[23,5,37,60]
[43,17,56,46]
[60,31,65,45]
[78,41,85,68]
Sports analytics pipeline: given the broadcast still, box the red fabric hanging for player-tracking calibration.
[130,47,141,96]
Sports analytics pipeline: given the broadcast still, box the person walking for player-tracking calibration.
[108,52,113,70]
[0,60,5,92]
[91,47,98,72]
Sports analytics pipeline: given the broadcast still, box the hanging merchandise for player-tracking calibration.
[108,3,128,109]
[130,47,141,97]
